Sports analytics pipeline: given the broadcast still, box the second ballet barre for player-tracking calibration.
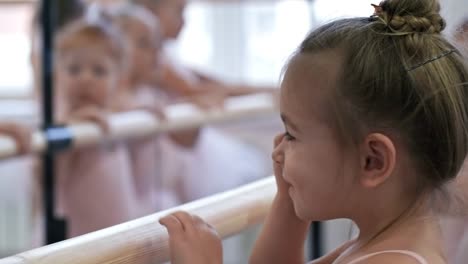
[0,93,278,159]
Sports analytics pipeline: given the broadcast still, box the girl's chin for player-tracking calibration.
[289,187,314,222]
[292,206,309,222]
[288,187,304,219]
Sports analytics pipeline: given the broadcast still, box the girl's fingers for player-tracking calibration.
[159,214,184,239]
[274,133,284,148]
[171,211,197,235]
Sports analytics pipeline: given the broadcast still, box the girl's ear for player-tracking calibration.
[358,133,396,188]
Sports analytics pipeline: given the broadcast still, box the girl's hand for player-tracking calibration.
[0,122,32,154]
[159,211,222,264]
[186,90,227,110]
[136,104,166,121]
[169,129,200,148]
[272,133,289,197]
[111,93,167,121]
[68,106,110,133]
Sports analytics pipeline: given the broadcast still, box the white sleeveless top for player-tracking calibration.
[346,250,428,264]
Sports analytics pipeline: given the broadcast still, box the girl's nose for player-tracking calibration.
[76,70,94,84]
[272,134,285,164]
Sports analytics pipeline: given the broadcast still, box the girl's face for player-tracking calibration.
[149,0,186,40]
[274,52,359,221]
[121,19,161,83]
[56,47,118,111]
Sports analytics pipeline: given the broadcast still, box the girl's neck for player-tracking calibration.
[334,209,442,264]
[352,191,433,249]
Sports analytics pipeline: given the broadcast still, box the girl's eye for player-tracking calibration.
[67,64,81,76]
[284,131,295,141]
[93,65,108,77]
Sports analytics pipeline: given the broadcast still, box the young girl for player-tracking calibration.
[159,0,468,263]
[131,0,269,202]
[109,3,182,214]
[54,17,140,237]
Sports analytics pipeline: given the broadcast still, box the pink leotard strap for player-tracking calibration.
[346,250,428,264]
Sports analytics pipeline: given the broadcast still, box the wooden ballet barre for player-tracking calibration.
[0,176,276,264]
[0,93,277,159]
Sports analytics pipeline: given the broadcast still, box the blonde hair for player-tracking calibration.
[55,18,126,69]
[294,0,468,189]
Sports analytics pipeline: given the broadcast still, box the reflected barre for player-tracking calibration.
[0,93,277,159]
[0,177,276,264]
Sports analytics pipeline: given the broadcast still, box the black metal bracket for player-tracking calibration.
[43,125,74,153]
[309,221,323,260]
